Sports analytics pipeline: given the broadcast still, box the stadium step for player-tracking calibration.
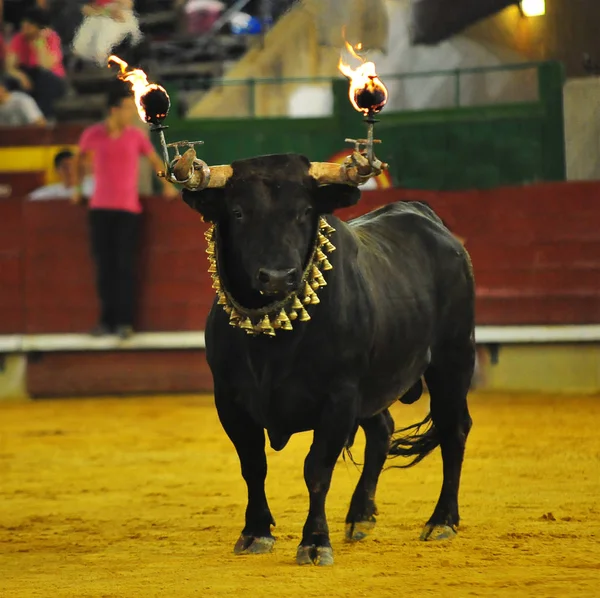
[54,93,107,124]
[139,9,178,31]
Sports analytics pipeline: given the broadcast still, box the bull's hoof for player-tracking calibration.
[233,535,275,555]
[420,524,458,541]
[345,519,376,542]
[296,545,334,566]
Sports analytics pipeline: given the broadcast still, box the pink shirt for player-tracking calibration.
[79,123,155,214]
[9,31,66,78]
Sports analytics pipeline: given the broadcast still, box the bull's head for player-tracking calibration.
[179,153,363,307]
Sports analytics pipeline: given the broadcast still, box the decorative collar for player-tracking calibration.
[205,217,336,337]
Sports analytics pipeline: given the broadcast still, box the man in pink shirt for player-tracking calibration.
[73,81,179,339]
[6,7,66,120]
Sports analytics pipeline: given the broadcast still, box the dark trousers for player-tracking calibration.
[89,209,141,329]
[19,65,66,119]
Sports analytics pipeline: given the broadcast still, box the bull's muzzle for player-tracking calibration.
[256,267,299,295]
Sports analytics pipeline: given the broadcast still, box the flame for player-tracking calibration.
[108,54,168,123]
[338,41,388,115]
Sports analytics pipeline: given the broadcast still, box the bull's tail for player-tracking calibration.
[342,421,362,470]
[387,413,440,468]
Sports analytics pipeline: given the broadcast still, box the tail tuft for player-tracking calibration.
[342,421,362,470]
[387,413,439,468]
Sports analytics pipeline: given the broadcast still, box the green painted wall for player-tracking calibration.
[156,61,565,191]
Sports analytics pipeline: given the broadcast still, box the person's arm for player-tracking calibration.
[82,174,95,198]
[6,43,32,91]
[107,1,130,22]
[137,130,179,199]
[82,2,105,17]
[21,94,46,126]
[34,30,61,71]
[147,150,180,199]
[72,150,93,205]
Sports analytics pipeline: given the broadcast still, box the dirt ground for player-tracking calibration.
[1,392,599,598]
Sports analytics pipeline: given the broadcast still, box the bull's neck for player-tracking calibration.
[204,217,336,337]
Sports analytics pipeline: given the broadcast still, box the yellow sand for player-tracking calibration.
[1,393,599,597]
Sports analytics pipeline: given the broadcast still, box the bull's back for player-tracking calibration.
[348,201,454,312]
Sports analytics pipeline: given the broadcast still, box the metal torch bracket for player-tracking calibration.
[344,137,388,183]
[151,124,210,185]
[343,112,388,182]
[165,139,210,186]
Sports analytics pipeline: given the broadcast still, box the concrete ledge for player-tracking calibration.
[0,326,599,354]
[0,336,22,352]
[0,331,206,353]
[475,325,600,344]
[477,343,600,394]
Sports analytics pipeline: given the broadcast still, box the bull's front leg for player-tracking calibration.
[297,385,359,566]
[215,389,276,555]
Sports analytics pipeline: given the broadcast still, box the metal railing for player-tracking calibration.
[181,61,544,119]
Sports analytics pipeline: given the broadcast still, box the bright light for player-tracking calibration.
[521,0,545,17]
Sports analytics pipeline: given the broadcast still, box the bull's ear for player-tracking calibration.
[181,188,225,222]
[312,184,361,214]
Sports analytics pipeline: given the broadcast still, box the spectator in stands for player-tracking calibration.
[0,0,47,33]
[29,149,95,200]
[5,7,67,121]
[181,0,224,35]
[72,81,178,340]
[72,0,141,65]
[48,0,87,48]
[0,74,45,126]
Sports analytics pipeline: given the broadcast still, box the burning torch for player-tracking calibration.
[338,41,389,180]
[107,55,209,186]
[107,49,388,187]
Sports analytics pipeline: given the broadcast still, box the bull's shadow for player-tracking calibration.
[180,153,475,566]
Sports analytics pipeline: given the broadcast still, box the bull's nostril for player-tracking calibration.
[257,268,298,291]
[257,269,271,284]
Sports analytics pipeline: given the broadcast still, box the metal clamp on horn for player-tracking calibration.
[164,141,211,188]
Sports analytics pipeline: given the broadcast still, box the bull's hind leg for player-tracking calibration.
[345,410,394,541]
[215,391,276,555]
[421,341,474,541]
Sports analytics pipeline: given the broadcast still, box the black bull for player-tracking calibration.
[181,154,475,566]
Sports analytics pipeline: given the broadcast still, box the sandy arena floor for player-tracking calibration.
[1,392,599,597]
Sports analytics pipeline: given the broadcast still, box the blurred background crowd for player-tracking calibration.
[0,0,296,126]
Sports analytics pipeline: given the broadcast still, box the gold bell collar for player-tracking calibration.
[205,217,336,337]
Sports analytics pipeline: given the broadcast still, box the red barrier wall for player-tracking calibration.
[2,181,600,397]
[338,183,600,326]
[16,198,215,334]
[0,198,25,333]
[2,181,599,335]
[26,350,212,397]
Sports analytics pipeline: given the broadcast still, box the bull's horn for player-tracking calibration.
[170,149,383,190]
[310,151,383,186]
[171,148,233,190]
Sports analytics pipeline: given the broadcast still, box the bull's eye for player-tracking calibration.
[232,207,244,220]
[301,206,313,219]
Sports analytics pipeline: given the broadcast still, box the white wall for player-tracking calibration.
[563,77,600,181]
[289,0,537,117]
